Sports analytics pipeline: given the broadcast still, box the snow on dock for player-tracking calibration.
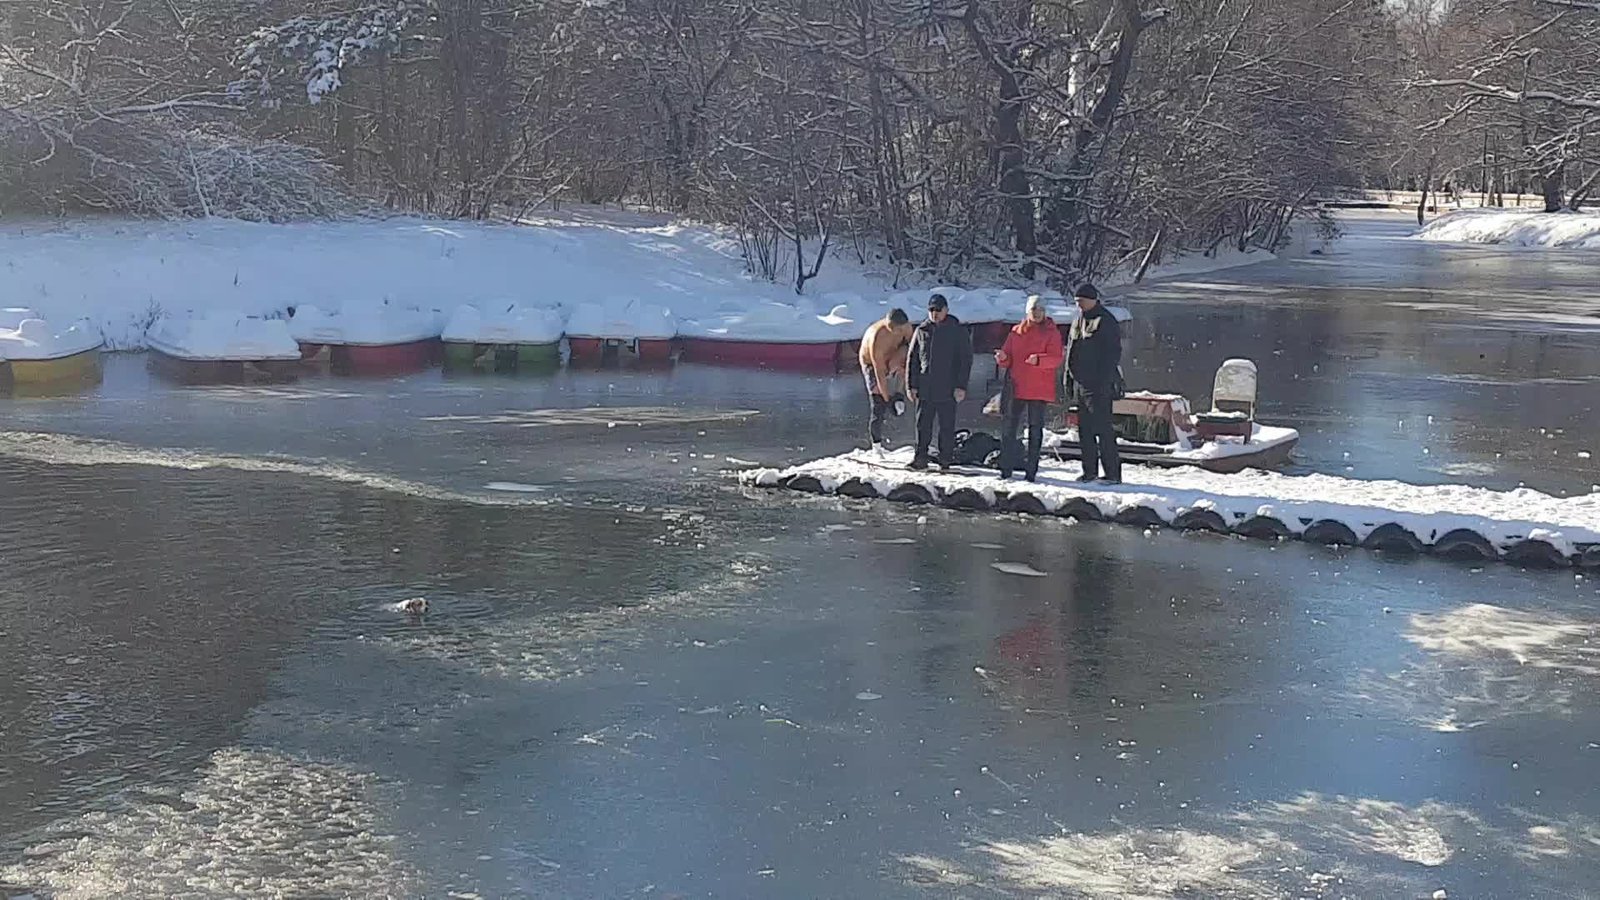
[741,448,1600,570]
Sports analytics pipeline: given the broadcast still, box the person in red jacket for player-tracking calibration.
[994,295,1065,481]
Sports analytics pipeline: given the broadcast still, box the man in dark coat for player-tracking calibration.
[906,293,973,470]
[1066,282,1122,483]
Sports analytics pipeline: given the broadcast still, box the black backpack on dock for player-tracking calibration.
[934,429,1004,468]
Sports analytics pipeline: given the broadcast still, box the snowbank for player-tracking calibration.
[289,303,442,347]
[1109,244,1277,284]
[0,215,900,351]
[148,311,301,361]
[1040,424,1298,463]
[565,299,677,341]
[1415,208,1600,249]
[680,301,858,343]
[745,448,1600,560]
[0,211,1253,353]
[0,312,102,361]
[442,303,565,345]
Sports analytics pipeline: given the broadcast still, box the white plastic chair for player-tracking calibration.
[1210,358,1258,419]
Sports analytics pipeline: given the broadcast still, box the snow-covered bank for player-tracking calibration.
[1107,244,1277,283]
[0,211,1280,352]
[743,448,1600,567]
[1415,208,1600,249]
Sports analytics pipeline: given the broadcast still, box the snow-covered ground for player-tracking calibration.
[0,209,1276,351]
[746,447,1600,559]
[1415,208,1600,249]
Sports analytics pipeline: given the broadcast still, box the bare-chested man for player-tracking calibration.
[858,308,914,449]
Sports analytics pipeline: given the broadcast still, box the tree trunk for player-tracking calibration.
[1132,224,1165,283]
[1568,168,1600,212]
[1417,154,1436,226]
[964,5,1039,278]
[1542,163,1565,213]
[995,91,1037,278]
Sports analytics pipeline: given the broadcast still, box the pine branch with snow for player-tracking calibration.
[234,2,434,106]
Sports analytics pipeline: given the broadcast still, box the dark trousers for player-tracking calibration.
[1002,399,1047,477]
[868,393,891,444]
[1077,386,1121,480]
[914,397,958,465]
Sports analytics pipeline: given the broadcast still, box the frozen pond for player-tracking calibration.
[3,213,1600,897]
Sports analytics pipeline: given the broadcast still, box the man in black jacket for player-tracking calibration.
[1066,282,1122,483]
[907,294,973,470]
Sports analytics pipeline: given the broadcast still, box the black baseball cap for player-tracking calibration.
[927,293,949,311]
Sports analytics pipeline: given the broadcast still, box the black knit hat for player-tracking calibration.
[927,293,949,311]
[1073,282,1100,302]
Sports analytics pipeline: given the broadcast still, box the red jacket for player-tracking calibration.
[997,318,1065,402]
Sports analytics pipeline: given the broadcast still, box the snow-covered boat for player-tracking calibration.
[442,303,564,373]
[679,302,859,370]
[565,299,676,366]
[897,288,1133,351]
[1049,359,1299,473]
[954,288,1028,351]
[289,302,442,375]
[147,311,303,383]
[0,308,103,392]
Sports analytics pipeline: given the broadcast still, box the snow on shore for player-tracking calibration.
[1415,208,1600,249]
[0,211,1277,351]
[745,448,1600,557]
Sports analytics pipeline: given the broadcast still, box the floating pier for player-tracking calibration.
[742,450,1600,570]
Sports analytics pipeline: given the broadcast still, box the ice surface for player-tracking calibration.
[289,302,441,346]
[0,314,102,361]
[746,447,1600,554]
[148,310,301,360]
[442,302,565,345]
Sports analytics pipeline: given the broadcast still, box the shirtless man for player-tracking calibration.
[858,308,914,449]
